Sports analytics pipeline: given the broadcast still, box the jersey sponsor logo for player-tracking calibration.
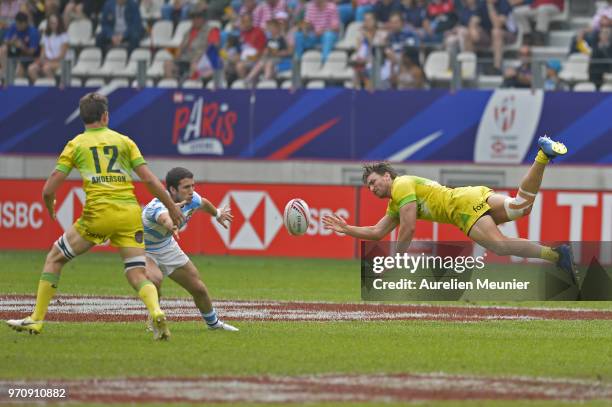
[172,96,238,156]
[472,201,486,213]
[212,191,282,250]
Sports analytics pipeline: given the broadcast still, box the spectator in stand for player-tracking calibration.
[139,0,163,28]
[513,0,562,45]
[445,0,478,51]
[27,12,66,81]
[1,0,27,41]
[467,0,517,74]
[422,0,456,45]
[207,0,230,20]
[80,0,105,24]
[253,0,287,29]
[96,0,143,54]
[351,11,384,90]
[0,11,39,78]
[382,12,419,87]
[373,0,400,26]
[336,0,376,25]
[246,17,292,83]
[294,0,340,63]
[235,12,266,79]
[588,26,612,89]
[396,50,425,88]
[543,58,567,90]
[399,0,426,34]
[161,0,189,28]
[164,9,220,81]
[571,1,611,55]
[239,0,257,17]
[501,44,531,88]
[62,0,86,27]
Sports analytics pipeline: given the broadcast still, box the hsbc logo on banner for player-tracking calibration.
[56,188,85,232]
[212,191,283,250]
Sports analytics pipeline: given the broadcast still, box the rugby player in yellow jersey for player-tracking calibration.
[5,92,185,340]
[323,136,577,282]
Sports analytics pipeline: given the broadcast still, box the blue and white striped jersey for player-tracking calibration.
[142,191,203,251]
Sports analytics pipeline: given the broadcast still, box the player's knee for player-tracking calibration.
[504,189,536,221]
[124,256,146,273]
[53,234,76,263]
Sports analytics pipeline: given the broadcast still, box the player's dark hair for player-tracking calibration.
[362,162,398,184]
[166,167,194,192]
[79,93,108,124]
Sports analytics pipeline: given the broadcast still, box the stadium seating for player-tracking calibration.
[231,80,248,89]
[168,20,192,48]
[115,48,152,77]
[559,53,590,83]
[182,79,204,88]
[311,50,351,81]
[84,77,105,87]
[336,22,362,51]
[601,84,612,92]
[33,78,56,86]
[306,80,325,89]
[255,80,278,89]
[131,79,155,87]
[108,78,130,88]
[300,50,323,80]
[157,78,179,88]
[146,49,173,78]
[72,47,102,76]
[67,19,94,47]
[141,20,173,48]
[98,48,128,77]
[573,82,597,91]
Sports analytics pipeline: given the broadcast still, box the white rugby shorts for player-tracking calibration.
[145,238,189,277]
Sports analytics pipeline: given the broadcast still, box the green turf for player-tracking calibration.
[2,251,612,406]
[1,251,610,308]
[1,320,611,381]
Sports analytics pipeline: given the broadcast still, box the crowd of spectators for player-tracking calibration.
[0,0,610,89]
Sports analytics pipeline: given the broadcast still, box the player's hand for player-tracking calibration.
[168,205,185,227]
[171,224,180,240]
[322,214,347,234]
[215,205,233,229]
[174,200,187,208]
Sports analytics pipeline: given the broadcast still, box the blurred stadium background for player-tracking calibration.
[1,0,612,405]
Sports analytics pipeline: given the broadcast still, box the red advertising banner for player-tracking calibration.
[197,183,356,258]
[1,179,610,260]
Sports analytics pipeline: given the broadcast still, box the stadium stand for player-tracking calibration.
[1,0,610,91]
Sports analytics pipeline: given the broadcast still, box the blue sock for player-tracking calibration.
[202,309,219,327]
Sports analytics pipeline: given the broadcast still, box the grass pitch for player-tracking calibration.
[1,251,611,406]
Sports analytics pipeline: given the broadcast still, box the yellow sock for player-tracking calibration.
[137,281,161,316]
[31,273,59,321]
[541,246,559,263]
[535,150,550,165]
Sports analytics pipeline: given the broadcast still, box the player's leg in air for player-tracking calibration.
[468,136,577,283]
[5,226,93,334]
[145,256,238,332]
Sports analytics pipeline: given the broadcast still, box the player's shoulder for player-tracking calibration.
[188,191,203,208]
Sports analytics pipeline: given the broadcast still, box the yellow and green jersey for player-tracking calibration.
[55,127,146,210]
[386,175,495,234]
[386,175,454,224]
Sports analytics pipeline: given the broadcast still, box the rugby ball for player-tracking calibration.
[283,198,310,236]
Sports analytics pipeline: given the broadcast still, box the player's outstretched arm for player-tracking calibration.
[156,212,180,240]
[133,164,185,226]
[322,214,399,241]
[200,198,234,229]
[42,169,69,220]
[395,202,417,253]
